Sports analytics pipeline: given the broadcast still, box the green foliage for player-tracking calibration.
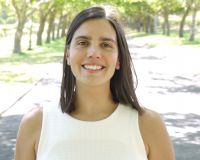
[0,0,16,24]
[0,0,200,53]
[152,0,182,14]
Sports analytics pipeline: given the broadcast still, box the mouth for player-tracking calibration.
[82,64,105,71]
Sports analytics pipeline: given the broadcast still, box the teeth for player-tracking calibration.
[83,65,103,70]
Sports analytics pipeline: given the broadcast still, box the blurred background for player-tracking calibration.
[0,0,200,160]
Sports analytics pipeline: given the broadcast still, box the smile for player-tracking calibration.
[82,65,104,71]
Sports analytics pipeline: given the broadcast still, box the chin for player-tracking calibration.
[78,79,110,87]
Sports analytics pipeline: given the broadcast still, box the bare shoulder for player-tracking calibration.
[21,106,43,126]
[139,108,175,160]
[15,106,43,160]
[19,106,43,138]
[19,106,43,147]
[139,108,164,130]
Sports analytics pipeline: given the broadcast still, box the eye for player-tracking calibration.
[77,40,89,47]
[101,42,112,48]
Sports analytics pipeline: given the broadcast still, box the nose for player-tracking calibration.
[87,45,101,59]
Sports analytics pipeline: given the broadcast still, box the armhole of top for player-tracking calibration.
[133,110,148,158]
[36,106,45,158]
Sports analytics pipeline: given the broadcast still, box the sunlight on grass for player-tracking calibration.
[0,30,199,84]
[126,30,200,47]
[0,38,65,83]
[0,71,35,83]
[0,38,65,65]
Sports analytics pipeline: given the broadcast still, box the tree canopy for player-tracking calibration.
[0,0,199,53]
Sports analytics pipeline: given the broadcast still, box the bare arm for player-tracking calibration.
[139,109,175,160]
[15,107,42,160]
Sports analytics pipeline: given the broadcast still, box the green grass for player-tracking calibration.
[165,30,200,47]
[0,38,65,83]
[0,71,35,83]
[0,30,199,84]
[181,35,200,46]
[0,38,65,65]
[126,29,200,47]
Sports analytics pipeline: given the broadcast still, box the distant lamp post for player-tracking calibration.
[28,16,33,50]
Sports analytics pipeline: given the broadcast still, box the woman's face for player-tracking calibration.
[67,19,120,87]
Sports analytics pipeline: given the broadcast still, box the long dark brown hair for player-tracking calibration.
[60,6,144,114]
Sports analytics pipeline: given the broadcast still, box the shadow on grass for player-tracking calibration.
[177,33,200,46]
[159,31,200,47]
[0,114,23,160]
[126,30,200,47]
[181,39,200,46]
[162,113,200,160]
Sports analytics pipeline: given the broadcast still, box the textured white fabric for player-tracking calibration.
[37,103,148,160]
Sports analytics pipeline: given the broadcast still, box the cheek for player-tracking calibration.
[109,54,119,65]
[68,50,82,64]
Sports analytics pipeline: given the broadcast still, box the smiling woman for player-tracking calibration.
[14,6,175,160]
[67,19,119,87]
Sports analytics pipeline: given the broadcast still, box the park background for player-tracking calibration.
[0,0,200,160]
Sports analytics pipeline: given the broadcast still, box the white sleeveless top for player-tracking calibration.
[37,103,148,160]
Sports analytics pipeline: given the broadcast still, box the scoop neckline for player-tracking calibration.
[65,103,121,124]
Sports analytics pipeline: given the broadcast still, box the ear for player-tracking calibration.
[67,55,70,66]
[65,50,70,66]
[115,60,120,70]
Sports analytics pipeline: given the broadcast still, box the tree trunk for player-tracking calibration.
[28,17,33,50]
[179,6,191,37]
[37,12,47,45]
[162,22,166,35]
[61,14,68,37]
[56,23,60,39]
[162,7,170,36]
[163,14,170,35]
[144,16,151,33]
[12,0,50,53]
[57,14,63,38]
[189,8,197,41]
[52,23,55,40]
[165,14,170,36]
[166,18,170,36]
[13,19,25,53]
[46,10,56,43]
[152,16,158,34]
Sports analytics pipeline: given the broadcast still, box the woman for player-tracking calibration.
[15,6,175,160]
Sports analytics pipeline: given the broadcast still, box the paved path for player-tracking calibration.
[0,63,62,160]
[0,38,200,160]
[132,43,200,160]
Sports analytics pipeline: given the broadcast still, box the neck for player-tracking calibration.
[73,82,117,115]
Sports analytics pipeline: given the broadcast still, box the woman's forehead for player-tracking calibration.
[72,19,117,40]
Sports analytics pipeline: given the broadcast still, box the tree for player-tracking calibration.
[11,0,50,53]
[0,0,14,37]
[189,0,200,41]
[45,0,94,43]
[45,0,71,43]
[46,7,57,43]
[179,0,193,37]
[153,0,181,36]
[118,0,155,33]
[60,14,69,38]
[56,14,63,39]
[36,1,53,45]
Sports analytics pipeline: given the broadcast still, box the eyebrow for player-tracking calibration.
[75,35,117,44]
[75,36,90,40]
